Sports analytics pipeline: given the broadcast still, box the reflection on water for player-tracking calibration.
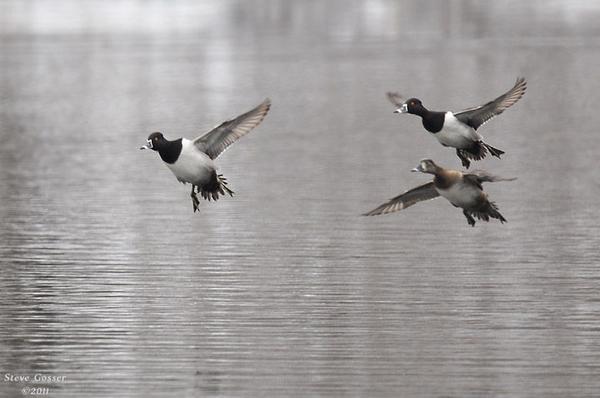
[1,1,600,396]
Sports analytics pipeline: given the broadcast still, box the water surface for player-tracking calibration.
[1,1,600,397]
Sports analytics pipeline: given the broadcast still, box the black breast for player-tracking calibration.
[158,139,183,164]
[421,111,445,133]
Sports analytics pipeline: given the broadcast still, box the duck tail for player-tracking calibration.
[199,172,234,202]
[457,141,505,169]
[482,142,505,159]
[469,201,507,224]
[456,142,485,169]
[487,201,507,223]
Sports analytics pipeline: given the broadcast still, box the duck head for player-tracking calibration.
[411,159,439,174]
[395,98,426,116]
[140,132,167,151]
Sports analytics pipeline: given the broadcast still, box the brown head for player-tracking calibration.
[411,159,440,175]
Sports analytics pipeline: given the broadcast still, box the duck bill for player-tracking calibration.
[394,103,409,114]
[139,140,153,150]
[411,165,424,173]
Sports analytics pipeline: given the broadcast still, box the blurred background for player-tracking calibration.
[1,1,599,397]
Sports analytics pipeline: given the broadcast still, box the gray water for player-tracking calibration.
[1,1,599,397]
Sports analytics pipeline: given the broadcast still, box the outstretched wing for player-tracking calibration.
[363,182,439,216]
[193,98,271,160]
[386,92,406,108]
[464,170,517,185]
[454,77,527,130]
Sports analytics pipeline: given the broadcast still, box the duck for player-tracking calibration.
[140,98,271,212]
[363,159,515,226]
[387,77,526,168]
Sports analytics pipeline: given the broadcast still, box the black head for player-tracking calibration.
[396,98,425,115]
[140,132,166,151]
[140,132,183,164]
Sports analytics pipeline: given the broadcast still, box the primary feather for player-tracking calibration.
[386,92,406,108]
[363,182,439,216]
[193,98,271,160]
[454,77,527,130]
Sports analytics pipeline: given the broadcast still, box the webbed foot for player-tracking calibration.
[456,149,471,169]
[463,210,476,227]
[191,185,200,212]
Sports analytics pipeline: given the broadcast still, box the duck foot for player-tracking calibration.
[463,210,476,227]
[191,185,200,212]
[456,149,471,169]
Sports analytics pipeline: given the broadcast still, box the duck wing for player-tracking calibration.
[193,98,271,160]
[454,77,527,130]
[464,170,517,185]
[363,182,439,216]
[386,92,406,108]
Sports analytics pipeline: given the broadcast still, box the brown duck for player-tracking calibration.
[363,159,515,226]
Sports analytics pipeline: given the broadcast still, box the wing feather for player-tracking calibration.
[465,170,517,184]
[194,98,271,160]
[454,77,527,130]
[386,92,406,108]
[363,182,439,216]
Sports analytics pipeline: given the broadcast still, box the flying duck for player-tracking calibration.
[387,77,527,168]
[140,98,271,212]
[363,159,515,226]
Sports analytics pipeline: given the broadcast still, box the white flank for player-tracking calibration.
[166,138,216,185]
[434,112,482,148]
